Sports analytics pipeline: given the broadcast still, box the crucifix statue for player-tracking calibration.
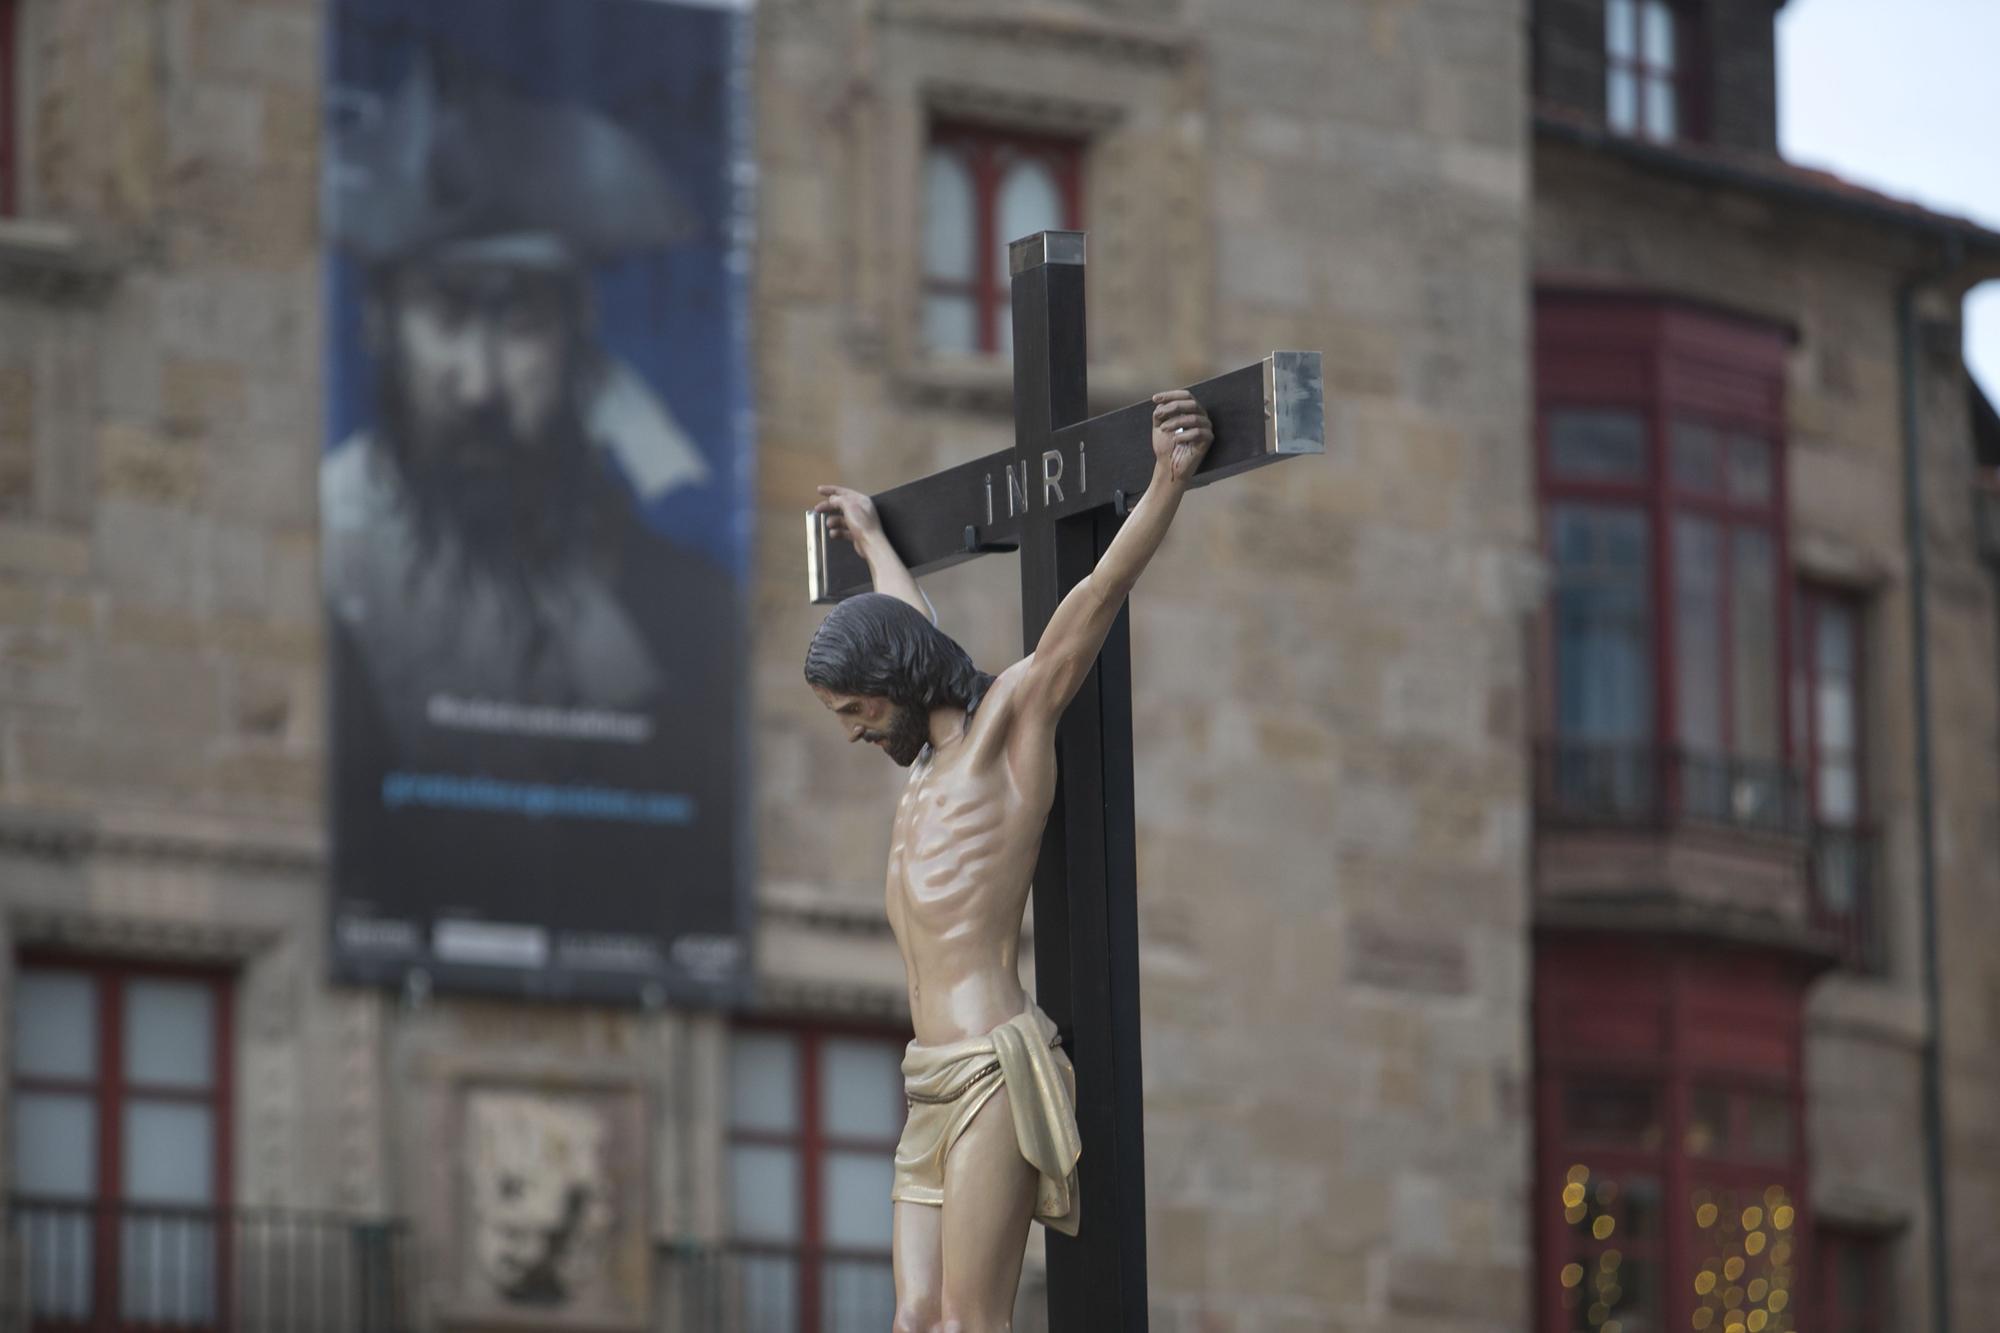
[802,230,1323,1333]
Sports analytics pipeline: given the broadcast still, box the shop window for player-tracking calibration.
[1537,938,1810,1333]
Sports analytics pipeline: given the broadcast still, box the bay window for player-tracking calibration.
[1537,295,1797,836]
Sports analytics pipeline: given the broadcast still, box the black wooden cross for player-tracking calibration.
[806,230,1324,1331]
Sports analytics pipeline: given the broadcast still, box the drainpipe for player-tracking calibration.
[1899,234,1964,1333]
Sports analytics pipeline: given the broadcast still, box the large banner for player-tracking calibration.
[322,0,753,1005]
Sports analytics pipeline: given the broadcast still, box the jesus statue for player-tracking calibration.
[802,388,1214,1332]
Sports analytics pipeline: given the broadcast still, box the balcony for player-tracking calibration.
[1535,741,1805,837]
[1532,741,1838,965]
[1,1199,416,1333]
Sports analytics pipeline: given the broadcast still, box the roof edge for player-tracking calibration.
[1535,107,2000,256]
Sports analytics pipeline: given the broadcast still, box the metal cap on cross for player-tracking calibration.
[805,231,1325,1331]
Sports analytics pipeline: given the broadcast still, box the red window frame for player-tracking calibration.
[1604,0,1703,142]
[922,121,1083,357]
[727,1021,908,1333]
[1536,936,1814,1333]
[1795,585,1879,970]
[1816,1227,1890,1333]
[9,954,236,1332]
[1536,293,1796,829]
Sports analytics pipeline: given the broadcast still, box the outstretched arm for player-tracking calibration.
[813,484,937,623]
[1014,389,1213,726]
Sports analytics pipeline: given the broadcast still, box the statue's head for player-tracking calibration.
[804,593,993,766]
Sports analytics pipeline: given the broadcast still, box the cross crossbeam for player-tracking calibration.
[803,230,1324,1332]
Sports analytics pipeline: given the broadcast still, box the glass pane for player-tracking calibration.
[1687,1086,1727,1156]
[923,293,978,355]
[730,1031,799,1135]
[1643,0,1677,70]
[823,1255,896,1333]
[1565,1083,1663,1151]
[1689,1183,1801,1333]
[1671,421,1722,494]
[1607,68,1639,133]
[1817,600,1856,678]
[996,156,1063,281]
[1729,435,1775,505]
[19,1202,95,1321]
[1549,409,1646,482]
[1818,762,1858,824]
[821,1038,906,1141]
[124,1101,214,1204]
[1744,1093,1794,1161]
[1557,1163,1663,1333]
[121,1212,215,1323]
[1675,514,1724,753]
[823,1150,896,1249]
[1552,505,1653,744]
[13,1092,97,1198]
[922,147,976,282]
[1816,680,1856,753]
[1733,530,1781,762]
[13,970,97,1080]
[734,1252,799,1333]
[729,1144,801,1243]
[1644,75,1678,140]
[1606,0,1638,60]
[125,979,215,1090]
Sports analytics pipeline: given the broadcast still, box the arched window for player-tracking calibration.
[920,123,1083,357]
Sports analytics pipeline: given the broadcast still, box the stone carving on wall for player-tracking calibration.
[448,1084,650,1329]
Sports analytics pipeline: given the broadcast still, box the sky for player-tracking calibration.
[1777,0,2000,400]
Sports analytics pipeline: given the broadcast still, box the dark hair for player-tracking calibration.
[804,594,994,715]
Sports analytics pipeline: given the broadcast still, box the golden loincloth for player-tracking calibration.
[891,1004,1081,1237]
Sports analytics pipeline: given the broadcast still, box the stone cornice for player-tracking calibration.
[0,803,324,872]
[877,3,1195,67]
[0,218,122,301]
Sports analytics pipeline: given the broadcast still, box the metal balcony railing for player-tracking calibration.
[659,1243,895,1333]
[1,1198,415,1333]
[1535,740,1806,838]
[1811,823,1884,974]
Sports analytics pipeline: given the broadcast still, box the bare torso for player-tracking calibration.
[884,673,1056,1046]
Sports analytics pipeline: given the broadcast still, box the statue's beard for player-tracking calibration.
[868,703,930,767]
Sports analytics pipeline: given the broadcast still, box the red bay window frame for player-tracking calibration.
[1604,0,1707,143]
[728,1018,909,1333]
[1534,935,1814,1333]
[923,121,1084,357]
[1536,291,1797,823]
[11,952,237,1333]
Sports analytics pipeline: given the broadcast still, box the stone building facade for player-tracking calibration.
[0,1,1989,1332]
